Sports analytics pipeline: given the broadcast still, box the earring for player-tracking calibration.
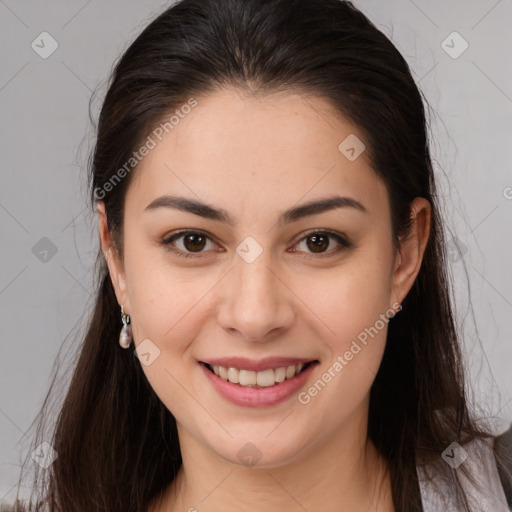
[119,305,132,349]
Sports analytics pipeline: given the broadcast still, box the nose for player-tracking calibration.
[217,249,296,343]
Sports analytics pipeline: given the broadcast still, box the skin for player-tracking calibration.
[97,87,431,511]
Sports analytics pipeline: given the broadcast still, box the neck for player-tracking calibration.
[150,416,394,512]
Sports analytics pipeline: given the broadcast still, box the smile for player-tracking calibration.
[199,360,320,407]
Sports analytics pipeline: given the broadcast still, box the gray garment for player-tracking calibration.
[417,438,509,511]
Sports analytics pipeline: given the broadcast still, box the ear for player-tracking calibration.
[97,201,131,313]
[390,197,431,307]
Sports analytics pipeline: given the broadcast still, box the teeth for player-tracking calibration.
[256,369,275,387]
[239,369,257,386]
[227,367,239,383]
[210,363,307,388]
[274,367,286,382]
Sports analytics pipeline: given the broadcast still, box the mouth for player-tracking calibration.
[200,360,319,389]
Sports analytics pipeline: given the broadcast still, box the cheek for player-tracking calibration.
[121,242,213,410]
[313,246,394,343]
[124,252,212,418]
[300,245,393,406]
[123,236,207,338]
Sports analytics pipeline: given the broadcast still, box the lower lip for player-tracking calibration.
[199,362,318,407]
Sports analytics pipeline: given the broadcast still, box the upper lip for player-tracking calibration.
[200,357,317,372]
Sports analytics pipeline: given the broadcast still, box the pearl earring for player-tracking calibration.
[119,305,132,349]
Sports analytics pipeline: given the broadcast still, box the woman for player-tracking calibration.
[10,0,512,510]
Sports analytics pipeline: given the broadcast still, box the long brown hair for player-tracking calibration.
[9,0,512,510]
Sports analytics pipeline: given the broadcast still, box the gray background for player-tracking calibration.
[1,0,511,503]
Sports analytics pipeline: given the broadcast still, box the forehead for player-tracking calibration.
[125,87,386,218]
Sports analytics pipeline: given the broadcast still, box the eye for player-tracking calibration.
[160,230,218,259]
[160,229,352,259]
[290,230,353,259]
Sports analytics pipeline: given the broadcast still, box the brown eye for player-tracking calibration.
[161,230,217,259]
[305,233,330,253]
[182,232,207,252]
[161,229,352,260]
[291,230,352,259]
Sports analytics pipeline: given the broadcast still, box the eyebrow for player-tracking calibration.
[143,194,367,225]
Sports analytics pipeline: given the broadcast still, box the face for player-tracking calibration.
[98,87,429,468]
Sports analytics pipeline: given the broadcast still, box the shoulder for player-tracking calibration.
[416,437,510,511]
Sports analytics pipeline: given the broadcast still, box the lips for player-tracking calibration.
[199,359,320,407]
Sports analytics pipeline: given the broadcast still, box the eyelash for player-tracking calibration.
[160,229,353,260]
